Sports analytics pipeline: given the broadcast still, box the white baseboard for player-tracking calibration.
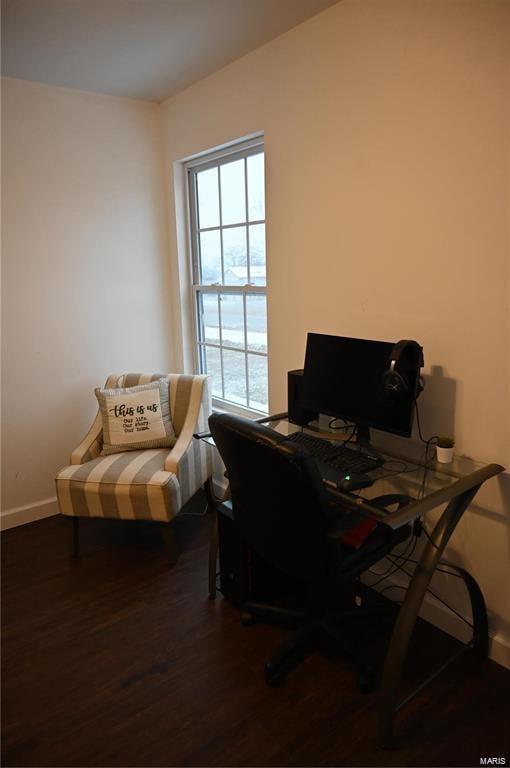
[1,497,59,530]
[367,573,510,671]
[489,632,510,669]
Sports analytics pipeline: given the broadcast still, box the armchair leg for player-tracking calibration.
[70,517,80,557]
[160,523,178,566]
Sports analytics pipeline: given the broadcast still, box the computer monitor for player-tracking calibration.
[301,333,423,441]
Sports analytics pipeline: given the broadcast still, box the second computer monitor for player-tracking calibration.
[301,333,423,439]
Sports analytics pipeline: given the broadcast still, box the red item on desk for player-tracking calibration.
[340,515,378,549]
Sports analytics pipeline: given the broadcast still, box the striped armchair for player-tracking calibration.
[55,373,214,561]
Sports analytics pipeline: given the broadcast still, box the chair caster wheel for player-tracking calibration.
[241,611,255,626]
[264,664,285,687]
[357,667,377,693]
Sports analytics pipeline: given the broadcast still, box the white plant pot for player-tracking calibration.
[436,446,455,463]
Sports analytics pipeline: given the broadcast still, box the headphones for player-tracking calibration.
[383,340,424,401]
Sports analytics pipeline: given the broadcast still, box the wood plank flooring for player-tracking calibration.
[2,494,510,767]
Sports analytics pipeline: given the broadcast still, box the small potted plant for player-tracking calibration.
[436,436,455,463]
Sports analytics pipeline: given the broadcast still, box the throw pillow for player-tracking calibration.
[95,378,176,455]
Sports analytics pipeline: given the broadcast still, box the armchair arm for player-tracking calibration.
[70,373,121,465]
[165,376,213,501]
[70,412,103,465]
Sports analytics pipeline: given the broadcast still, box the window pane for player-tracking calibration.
[220,159,246,225]
[198,293,219,344]
[203,345,222,398]
[223,226,247,282]
[190,143,267,414]
[248,224,266,285]
[223,349,247,405]
[246,294,267,353]
[247,153,265,221]
[220,293,244,350]
[199,229,222,284]
[248,354,268,412]
[197,168,219,229]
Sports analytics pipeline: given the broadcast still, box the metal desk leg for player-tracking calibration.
[206,480,231,600]
[203,479,218,599]
[441,562,489,660]
[378,485,483,748]
[208,511,218,599]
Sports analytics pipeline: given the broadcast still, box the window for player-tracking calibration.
[187,138,267,414]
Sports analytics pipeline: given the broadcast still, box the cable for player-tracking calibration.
[413,398,441,499]
[419,523,443,551]
[328,417,354,432]
[367,530,416,578]
[342,426,359,448]
[324,418,359,450]
[367,535,417,586]
[175,503,209,518]
[387,551,464,578]
[414,397,428,444]
[386,556,473,628]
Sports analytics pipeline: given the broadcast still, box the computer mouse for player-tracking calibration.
[338,473,373,492]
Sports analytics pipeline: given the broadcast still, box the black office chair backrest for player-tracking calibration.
[209,413,331,585]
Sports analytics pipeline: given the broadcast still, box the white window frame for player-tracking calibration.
[186,136,267,417]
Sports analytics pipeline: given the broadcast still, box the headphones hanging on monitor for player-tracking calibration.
[383,340,424,401]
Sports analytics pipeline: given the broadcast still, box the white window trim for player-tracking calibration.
[184,135,267,416]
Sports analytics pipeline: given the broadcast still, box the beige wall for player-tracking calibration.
[162,0,510,663]
[1,78,173,523]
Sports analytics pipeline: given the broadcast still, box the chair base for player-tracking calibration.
[242,590,396,692]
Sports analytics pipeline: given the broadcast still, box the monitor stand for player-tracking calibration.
[356,424,387,466]
[356,424,371,448]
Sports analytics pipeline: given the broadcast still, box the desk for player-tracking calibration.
[199,414,504,747]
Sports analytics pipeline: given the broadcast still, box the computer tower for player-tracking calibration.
[217,505,300,606]
[288,369,318,427]
[217,505,250,605]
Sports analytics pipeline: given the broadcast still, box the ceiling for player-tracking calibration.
[1,0,338,102]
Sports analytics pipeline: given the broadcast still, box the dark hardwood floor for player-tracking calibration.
[2,493,510,767]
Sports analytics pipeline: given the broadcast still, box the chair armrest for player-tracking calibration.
[193,411,289,441]
[324,492,412,539]
[70,412,103,465]
[255,411,289,424]
[165,376,211,475]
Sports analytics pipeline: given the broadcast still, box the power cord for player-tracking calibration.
[367,533,417,585]
[414,397,439,500]
[176,503,210,518]
[386,551,469,580]
[383,553,474,629]
[328,417,352,431]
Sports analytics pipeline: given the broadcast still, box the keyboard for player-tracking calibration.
[285,431,383,475]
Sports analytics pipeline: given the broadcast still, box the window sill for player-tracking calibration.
[211,397,268,420]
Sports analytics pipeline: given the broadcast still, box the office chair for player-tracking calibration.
[208,412,412,689]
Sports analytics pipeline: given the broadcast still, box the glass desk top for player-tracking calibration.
[274,418,484,503]
[198,413,504,529]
